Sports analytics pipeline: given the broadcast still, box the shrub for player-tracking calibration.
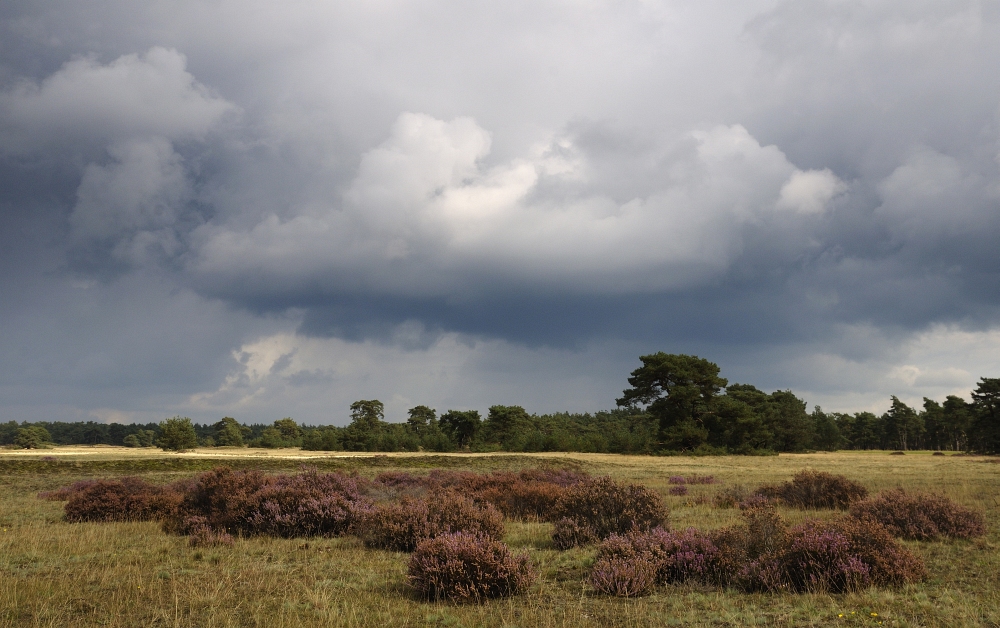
[780,517,926,592]
[187,517,235,547]
[421,469,587,521]
[668,485,688,496]
[362,491,504,552]
[39,479,101,501]
[14,426,50,449]
[157,417,199,451]
[849,489,987,540]
[595,527,722,589]
[669,474,717,485]
[589,556,657,597]
[164,467,373,538]
[713,484,752,508]
[550,476,667,548]
[710,500,788,591]
[755,470,868,510]
[551,517,598,550]
[64,478,183,523]
[408,532,535,602]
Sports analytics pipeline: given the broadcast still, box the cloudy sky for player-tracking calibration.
[2,0,999,425]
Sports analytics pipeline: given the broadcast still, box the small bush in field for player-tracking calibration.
[780,518,926,592]
[550,477,667,548]
[39,479,101,501]
[669,475,717,485]
[595,527,722,589]
[850,489,987,540]
[420,469,587,521]
[668,485,688,496]
[755,470,868,510]
[362,492,504,552]
[407,532,535,602]
[713,484,752,508]
[63,478,183,523]
[187,517,235,547]
[709,501,789,591]
[589,555,657,597]
[551,517,598,550]
[163,467,373,538]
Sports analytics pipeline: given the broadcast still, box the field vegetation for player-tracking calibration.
[1,449,998,626]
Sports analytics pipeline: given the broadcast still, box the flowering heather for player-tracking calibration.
[850,489,987,540]
[589,556,657,597]
[668,475,717,485]
[408,532,535,602]
[63,477,184,523]
[780,517,926,592]
[163,467,374,538]
[187,516,235,547]
[362,491,504,552]
[668,485,688,496]
[550,476,667,548]
[755,470,868,510]
[38,479,102,501]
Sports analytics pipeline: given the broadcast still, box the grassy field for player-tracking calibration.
[1,448,998,627]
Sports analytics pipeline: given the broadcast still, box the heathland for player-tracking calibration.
[1,448,998,627]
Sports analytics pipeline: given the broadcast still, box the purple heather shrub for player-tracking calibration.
[589,556,657,597]
[668,485,689,496]
[362,491,504,552]
[850,489,987,540]
[162,467,373,538]
[408,532,535,602]
[755,470,868,510]
[668,476,686,485]
[550,476,668,548]
[38,479,102,501]
[63,477,183,523]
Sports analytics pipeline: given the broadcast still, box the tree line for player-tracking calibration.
[2,353,997,454]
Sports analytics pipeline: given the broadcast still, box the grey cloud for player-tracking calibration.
[1,0,999,424]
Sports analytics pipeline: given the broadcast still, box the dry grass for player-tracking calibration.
[1,449,998,626]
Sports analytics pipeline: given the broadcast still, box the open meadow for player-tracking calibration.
[1,448,998,627]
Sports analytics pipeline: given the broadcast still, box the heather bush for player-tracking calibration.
[551,517,598,550]
[39,479,101,501]
[755,470,868,510]
[164,467,373,538]
[710,501,788,591]
[780,518,926,592]
[713,484,752,508]
[421,469,587,521]
[668,475,717,485]
[64,477,183,523]
[850,489,987,540]
[407,532,536,602]
[594,527,723,589]
[668,485,688,496]
[187,517,235,547]
[550,476,667,548]
[589,555,657,597]
[362,492,504,551]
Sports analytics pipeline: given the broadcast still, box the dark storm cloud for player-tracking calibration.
[1,0,999,422]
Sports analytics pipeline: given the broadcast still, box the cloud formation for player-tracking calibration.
[1,0,999,424]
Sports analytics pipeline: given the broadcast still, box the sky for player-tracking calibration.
[2,0,1000,426]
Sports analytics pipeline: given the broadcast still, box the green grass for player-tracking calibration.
[1,450,998,627]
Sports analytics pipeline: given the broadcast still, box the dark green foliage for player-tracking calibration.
[617,353,727,451]
[439,410,481,449]
[156,417,199,451]
[971,377,1000,453]
[214,417,249,447]
[13,425,50,449]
